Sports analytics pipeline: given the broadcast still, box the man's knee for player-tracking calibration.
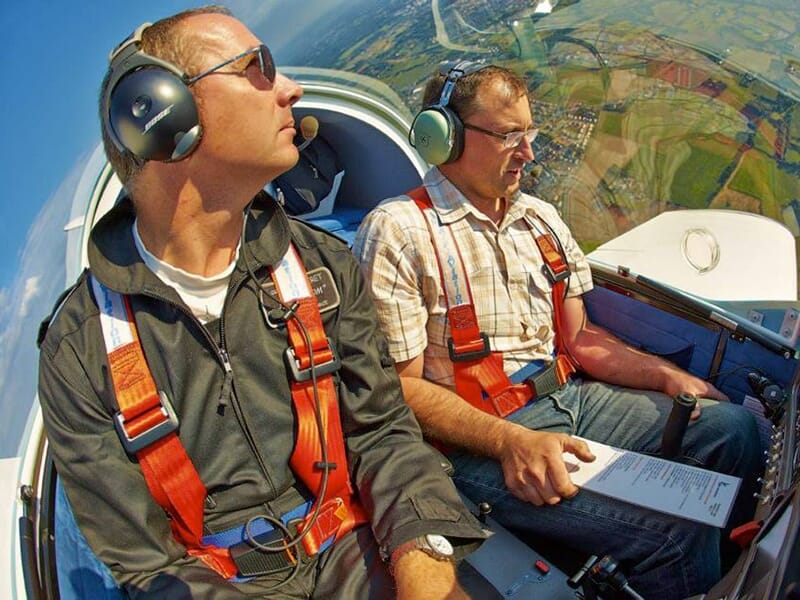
[698,402,762,474]
[711,402,759,447]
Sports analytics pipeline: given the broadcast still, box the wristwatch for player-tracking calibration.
[390,534,455,567]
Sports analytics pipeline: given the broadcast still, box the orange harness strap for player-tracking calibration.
[534,234,578,384]
[93,280,238,579]
[408,186,575,417]
[270,247,367,556]
[93,240,365,577]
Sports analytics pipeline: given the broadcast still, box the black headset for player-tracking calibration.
[408,60,489,165]
[102,23,202,162]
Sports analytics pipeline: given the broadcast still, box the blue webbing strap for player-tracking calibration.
[201,500,339,582]
[508,359,548,385]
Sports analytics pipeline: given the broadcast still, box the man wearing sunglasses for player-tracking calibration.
[38,7,487,599]
[354,64,762,599]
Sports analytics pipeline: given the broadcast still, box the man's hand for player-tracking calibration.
[497,427,595,506]
[661,369,727,420]
[393,550,469,599]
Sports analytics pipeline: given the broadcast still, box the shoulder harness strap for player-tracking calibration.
[92,239,366,578]
[270,244,366,556]
[407,186,575,417]
[91,275,237,578]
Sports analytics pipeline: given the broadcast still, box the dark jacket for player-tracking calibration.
[39,193,485,597]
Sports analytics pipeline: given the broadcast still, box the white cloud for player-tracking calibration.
[228,0,280,25]
[0,288,9,324]
[18,276,41,320]
[229,0,354,56]
[0,157,81,457]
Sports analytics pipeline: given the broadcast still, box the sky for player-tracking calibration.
[0,1,205,457]
[0,0,347,457]
[0,1,212,293]
[0,1,346,295]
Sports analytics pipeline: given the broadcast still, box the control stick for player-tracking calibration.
[661,392,697,459]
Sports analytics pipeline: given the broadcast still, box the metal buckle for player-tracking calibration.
[284,339,341,382]
[447,332,491,362]
[542,262,571,284]
[114,391,179,455]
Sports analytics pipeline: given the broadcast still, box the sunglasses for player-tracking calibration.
[463,123,539,149]
[185,44,276,86]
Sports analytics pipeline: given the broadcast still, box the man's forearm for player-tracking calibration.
[570,323,722,399]
[573,326,672,387]
[400,376,517,459]
[393,548,468,599]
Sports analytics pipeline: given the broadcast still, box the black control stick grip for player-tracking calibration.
[660,392,697,459]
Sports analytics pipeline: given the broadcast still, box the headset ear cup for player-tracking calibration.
[410,106,463,165]
[446,108,464,163]
[108,67,201,162]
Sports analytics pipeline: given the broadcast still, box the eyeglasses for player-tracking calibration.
[185,44,276,86]
[463,123,539,149]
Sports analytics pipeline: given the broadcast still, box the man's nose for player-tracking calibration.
[515,136,535,161]
[276,72,303,106]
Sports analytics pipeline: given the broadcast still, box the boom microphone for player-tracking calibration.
[297,115,319,151]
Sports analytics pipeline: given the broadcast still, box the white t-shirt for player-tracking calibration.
[133,221,239,323]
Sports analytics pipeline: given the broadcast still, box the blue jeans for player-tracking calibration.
[55,479,125,600]
[450,378,762,600]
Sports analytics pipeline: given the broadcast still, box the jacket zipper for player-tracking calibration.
[217,274,277,494]
[139,286,277,496]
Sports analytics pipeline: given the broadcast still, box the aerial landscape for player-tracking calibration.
[283,0,800,254]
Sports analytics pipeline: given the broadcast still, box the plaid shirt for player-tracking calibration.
[353,168,593,388]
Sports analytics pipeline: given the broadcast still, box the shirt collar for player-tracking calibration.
[421,167,544,227]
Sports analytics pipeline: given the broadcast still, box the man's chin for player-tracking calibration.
[503,182,522,198]
[273,148,301,174]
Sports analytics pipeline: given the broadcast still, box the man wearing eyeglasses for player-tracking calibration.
[38,7,487,599]
[354,64,762,599]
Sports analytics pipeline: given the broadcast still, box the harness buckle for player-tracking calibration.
[284,339,341,382]
[447,332,491,362]
[542,262,571,284]
[114,390,179,455]
[229,528,297,577]
[525,361,563,399]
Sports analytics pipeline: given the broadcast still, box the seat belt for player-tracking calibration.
[91,242,364,578]
[91,276,238,579]
[407,186,576,417]
[270,245,367,556]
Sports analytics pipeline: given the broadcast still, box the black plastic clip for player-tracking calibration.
[542,262,571,284]
[230,528,296,577]
[525,362,562,399]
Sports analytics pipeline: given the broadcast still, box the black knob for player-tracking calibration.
[661,392,697,459]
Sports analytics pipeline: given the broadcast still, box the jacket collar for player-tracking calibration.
[88,191,291,296]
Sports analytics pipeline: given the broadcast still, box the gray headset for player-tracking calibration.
[409,61,488,165]
[102,23,202,162]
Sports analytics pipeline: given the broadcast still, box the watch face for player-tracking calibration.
[425,534,454,556]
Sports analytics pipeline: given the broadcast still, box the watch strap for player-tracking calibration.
[389,535,454,572]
